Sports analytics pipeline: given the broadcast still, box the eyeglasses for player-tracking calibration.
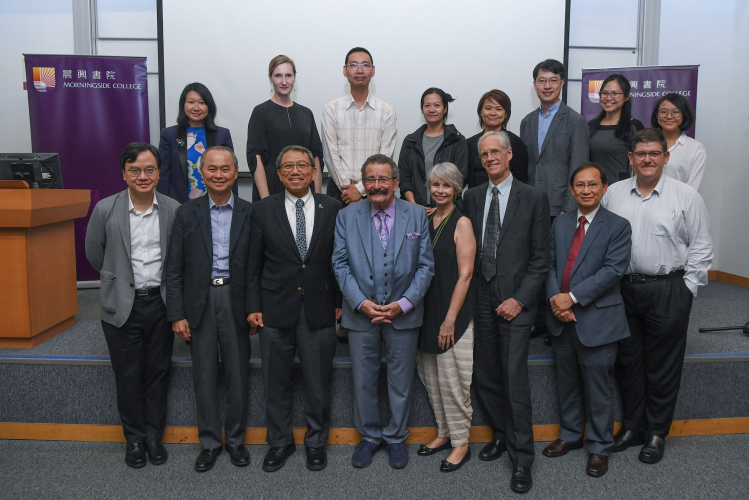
[632,151,664,159]
[279,161,312,173]
[600,91,624,99]
[363,177,396,186]
[536,77,561,86]
[658,109,682,119]
[479,149,505,161]
[573,182,602,190]
[126,166,157,177]
[346,62,372,70]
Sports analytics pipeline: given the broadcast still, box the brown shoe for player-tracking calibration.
[586,454,608,477]
[542,439,583,458]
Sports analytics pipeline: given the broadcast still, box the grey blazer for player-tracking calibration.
[85,189,180,328]
[519,101,590,216]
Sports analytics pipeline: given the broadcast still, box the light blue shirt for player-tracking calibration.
[208,192,234,279]
[481,174,514,253]
[537,100,561,154]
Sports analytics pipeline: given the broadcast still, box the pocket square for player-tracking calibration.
[406,232,422,239]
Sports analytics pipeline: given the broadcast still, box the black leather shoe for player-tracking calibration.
[306,446,327,471]
[440,447,471,473]
[194,446,223,472]
[145,440,168,465]
[125,442,147,468]
[262,444,296,472]
[612,429,646,453]
[479,439,506,461]
[417,439,452,456]
[227,445,250,467]
[511,466,533,493]
[639,434,665,464]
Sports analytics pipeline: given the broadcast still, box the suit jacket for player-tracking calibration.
[85,189,181,328]
[165,193,252,332]
[332,198,435,331]
[157,124,236,203]
[545,207,632,347]
[463,179,550,326]
[247,192,343,329]
[519,101,590,215]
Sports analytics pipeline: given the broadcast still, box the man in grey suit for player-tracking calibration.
[85,142,180,468]
[332,153,434,470]
[543,162,631,477]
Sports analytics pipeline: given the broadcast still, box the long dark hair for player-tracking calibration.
[588,74,633,143]
[177,82,218,133]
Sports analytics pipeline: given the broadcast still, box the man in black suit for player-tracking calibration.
[463,131,550,493]
[247,145,343,472]
[166,146,253,472]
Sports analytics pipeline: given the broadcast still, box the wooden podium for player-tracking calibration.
[0,182,90,347]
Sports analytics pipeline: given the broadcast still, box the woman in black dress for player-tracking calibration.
[246,55,324,201]
[466,90,528,188]
[416,162,476,472]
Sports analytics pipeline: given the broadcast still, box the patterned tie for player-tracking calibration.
[561,216,588,293]
[377,211,389,249]
[296,199,307,261]
[481,187,501,281]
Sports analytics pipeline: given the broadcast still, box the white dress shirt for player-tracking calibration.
[664,132,706,191]
[285,189,314,249]
[481,174,514,252]
[128,191,161,289]
[321,93,398,196]
[601,174,713,296]
[567,205,600,304]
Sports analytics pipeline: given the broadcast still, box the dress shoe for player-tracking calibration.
[262,444,296,472]
[510,466,533,493]
[352,440,379,468]
[145,440,168,465]
[417,438,452,456]
[586,454,608,477]
[194,446,223,472]
[440,447,471,473]
[306,446,327,471]
[478,439,506,461]
[125,442,147,469]
[612,429,646,453]
[639,434,665,464]
[542,439,583,458]
[227,445,250,467]
[388,443,409,469]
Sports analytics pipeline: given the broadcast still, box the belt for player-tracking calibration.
[624,270,685,283]
[135,286,159,296]
[211,277,231,286]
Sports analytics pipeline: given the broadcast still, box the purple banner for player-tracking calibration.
[24,55,149,281]
[581,65,699,138]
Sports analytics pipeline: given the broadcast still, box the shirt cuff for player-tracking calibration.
[397,297,413,314]
[355,181,366,197]
[356,299,366,311]
[569,292,578,304]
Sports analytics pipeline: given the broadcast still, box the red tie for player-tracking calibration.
[561,216,587,293]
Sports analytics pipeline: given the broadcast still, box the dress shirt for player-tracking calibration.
[601,175,712,296]
[208,192,234,279]
[537,100,561,154]
[481,174,514,251]
[128,191,161,289]
[664,133,706,191]
[284,189,314,249]
[321,93,398,196]
[567,205,600,305]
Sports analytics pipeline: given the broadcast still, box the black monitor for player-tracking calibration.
[0,153,63,189]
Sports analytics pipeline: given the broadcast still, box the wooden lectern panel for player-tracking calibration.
[0,228,32,336]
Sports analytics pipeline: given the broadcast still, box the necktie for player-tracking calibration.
[561,216,587,293]
[377,211,389,249]
[296,199,306,261]
[481,187,501,281]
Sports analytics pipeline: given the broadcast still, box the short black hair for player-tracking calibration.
[420,88,455,122]
[650,93,696,131]
[631,128,668,153]
[120,142,160,171]
[345,47,373,65]
[177,82,218,133]
[570,162,607,187]
[533,59,566,80]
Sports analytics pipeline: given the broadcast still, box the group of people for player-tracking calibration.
[84,47,713,495]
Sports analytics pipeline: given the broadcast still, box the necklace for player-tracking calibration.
[428,206,455,248]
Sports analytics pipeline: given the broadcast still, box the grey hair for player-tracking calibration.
[199,145,238,168]
[426,162,463,193]
[477,130,511,154]
[360,153,399,180]
[276,144,315,169]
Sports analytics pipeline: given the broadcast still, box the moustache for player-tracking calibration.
[367,188,389,196]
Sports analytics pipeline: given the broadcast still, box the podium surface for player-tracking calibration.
[0,184,90,347]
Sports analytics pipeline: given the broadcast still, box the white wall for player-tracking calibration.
[0,1,74,153]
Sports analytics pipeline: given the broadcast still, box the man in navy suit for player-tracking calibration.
[542,162,631,477]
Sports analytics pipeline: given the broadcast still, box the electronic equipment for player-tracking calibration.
[0,153,63,189]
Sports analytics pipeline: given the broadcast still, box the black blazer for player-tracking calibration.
[157,125,236,203]
[463,179,551,325]
[165,194,252,332]
[466,130,529,187]
[247,192,343,329]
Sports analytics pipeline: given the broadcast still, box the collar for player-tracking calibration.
[208,191,234,209]
[127,189,158,214]
[371,198,396,219]
[669,132,688,151]
[346,92,374,111]
[487,174,514,196]
[539,100,561,118]
[632,174,667,197]
[578,205,600,224]
[285,189,313,207]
